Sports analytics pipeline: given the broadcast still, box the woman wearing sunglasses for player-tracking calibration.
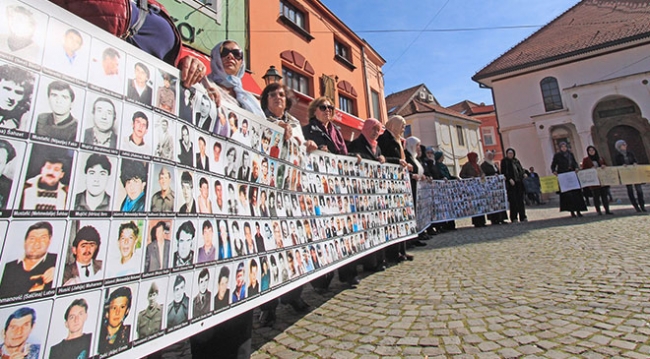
[302,97,348,154]
[190,39,262,359]
[303,97,364,290]
[207,40,265,118]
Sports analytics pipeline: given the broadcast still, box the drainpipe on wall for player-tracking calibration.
[361,45,371,119]
[447,119,458,176]
[225,0,229,39]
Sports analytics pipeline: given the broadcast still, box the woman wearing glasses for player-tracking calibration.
[206,40,265,118]
[303,97,362,290]
[302,97,348,154]
[189,40,260,359]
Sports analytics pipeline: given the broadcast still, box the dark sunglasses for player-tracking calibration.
[220,47,243,60]
[318,104,335,112]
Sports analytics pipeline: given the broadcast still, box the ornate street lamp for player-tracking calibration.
[262,65,282,85]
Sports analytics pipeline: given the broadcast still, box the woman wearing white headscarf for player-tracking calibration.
[404,137,428,246]
[208,40,264,118]
[192,39,261,359]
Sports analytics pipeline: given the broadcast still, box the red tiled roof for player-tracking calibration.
[447,100,494,115]
[473,0,650,81]
[385,84,424,115]
[447,100,478,114]
[468,105,494,115]
[401,99,479,122]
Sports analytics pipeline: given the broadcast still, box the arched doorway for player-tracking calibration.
[606,125,648,164]
[591,96,650,165]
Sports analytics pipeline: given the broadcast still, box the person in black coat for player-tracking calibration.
[613,140,645,212]
[550,142,587,217]
[302,97,348,155]
[302,97,361,291]
[481,150,508,224]
[347,118,388,271]
[502,147,530,222]
[377,115,416,261]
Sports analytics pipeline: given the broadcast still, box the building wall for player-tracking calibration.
[492,43,650,176]
[475,113,503,162]
[248,0,385,130]
[158,0,246,56]
[406,113,483,176]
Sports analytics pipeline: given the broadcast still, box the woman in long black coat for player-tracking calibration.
[501,148,528,222]
[377,116,416,260]
[551,142,587,217]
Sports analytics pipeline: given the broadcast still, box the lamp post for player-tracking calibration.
[262,65,282,85]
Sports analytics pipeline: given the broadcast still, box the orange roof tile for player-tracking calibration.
[473,0,650,81]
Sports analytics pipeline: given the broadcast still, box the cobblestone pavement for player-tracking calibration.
[250,203,650,358]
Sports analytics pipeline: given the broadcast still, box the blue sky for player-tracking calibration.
[321,0,581,107]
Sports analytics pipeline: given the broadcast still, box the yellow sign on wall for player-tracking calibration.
[540,175,559,193]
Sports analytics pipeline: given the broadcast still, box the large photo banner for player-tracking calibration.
[415,176,508,232]
[0,1,417,358]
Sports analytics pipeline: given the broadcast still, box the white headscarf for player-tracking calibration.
[405,137,424,175]
[209,41,264,117]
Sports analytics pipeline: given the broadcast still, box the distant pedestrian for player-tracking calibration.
[613,140,645,212]
[551,142,586,217]
[524,166,542,205]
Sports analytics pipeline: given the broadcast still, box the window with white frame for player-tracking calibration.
[371,90,381,119]
[339,94,355,115]
[280,0,305,30]
[335,40,351,62]
[482,126,495,146]
[540,77,563,112]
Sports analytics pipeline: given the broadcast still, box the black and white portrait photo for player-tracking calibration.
[0,138,24,210]
[81,93,121,149]
[154,115,175,160]
[135,278,167,339]
[32,77,85,142]
[72,153,116,212]
[0,62,37,131]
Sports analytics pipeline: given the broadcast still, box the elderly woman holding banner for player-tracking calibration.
[189,39,262,359]
[378,115,414,261]
[348,118,388,271]
[404,136,429,246]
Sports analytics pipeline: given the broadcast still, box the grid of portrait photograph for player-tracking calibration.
[418,175,508,225]
[0,1,420,357]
